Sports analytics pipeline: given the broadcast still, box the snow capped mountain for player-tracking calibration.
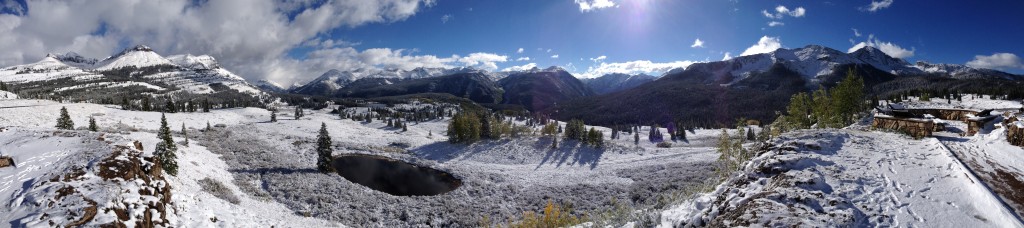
[0,45,265,100]
[682,44,1017,87]
[582,73,656,95]
[254,79,286,93]
[290,67,482,96]
[95,45,174,71]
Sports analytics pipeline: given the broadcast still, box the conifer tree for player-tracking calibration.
[746,127,755,141]
[88,117,97,131]
[634,130,640,146]
[56,106,74,130]
[270,111,277,122]
[294,107,301,120]
[121,97,131,110]
[165,98,176,113]
[181,123,188,145]
[202,99,210,112]
[551,133,558,149]
[316,122,335,173]
[142,97,152,111]
[155,113,179,176]
[402,123,408,132]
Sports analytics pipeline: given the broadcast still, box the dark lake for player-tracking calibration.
[332,154,461,196]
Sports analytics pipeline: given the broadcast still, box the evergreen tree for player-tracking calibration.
[587,127,604,148]
[563,119,587,141]
[121,97,131,110]
[202,99,211,112]
[181,123,188,145]
[56,106,74,130]
[294,107,301,120]
[270,111,277,122]
[165,98,176,113]
[811,86,833,127]
[155,113,179,176]
[316,122,335,173]
[785,92,813,129]
[402,123,408,132]
[746,127,755,141]
[0,81,6,91]
[142,97,152,111]
[551,133,558,149]
[88,117,98,132]
[634,130,640,146]
[447,111,481,144]
[678,125,687,141]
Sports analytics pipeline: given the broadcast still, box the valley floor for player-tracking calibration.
[0,98,723,227]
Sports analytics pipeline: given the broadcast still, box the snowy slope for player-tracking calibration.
[291,67,484,95]
[95,45,174,71]
[0,45,264,96]
[659,129,1022,227]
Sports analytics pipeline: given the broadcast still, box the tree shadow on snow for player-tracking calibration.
[230,167,319,175]
[533,137,604,170]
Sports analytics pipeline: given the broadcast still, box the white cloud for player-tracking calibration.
[516,57,530,61]
[966,53,1024,70]
[546,49,552,53]
[456,52,509,70]
[852,28,862,37]
[574,0,616,12]
[551,54,560,59]
[0,0,440,86]
[590,55,607,62]
[722,52,733,61]
[578,60,700,78]
[502,62,537,72]
[768,21,785,27]
[691,39,704,48]
[863,0,894,12]
[847,34,915,58]
[763,5,805,19]
[740,36,783,56]
[441,14,452,23]
[517,48,524,54]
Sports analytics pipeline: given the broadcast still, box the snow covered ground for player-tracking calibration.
[0,97,724,227]
[659,129,1021,227]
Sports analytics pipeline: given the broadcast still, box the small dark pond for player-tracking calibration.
[332,154,461,196]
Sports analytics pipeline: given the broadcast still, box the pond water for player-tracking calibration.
[332,154,461,196]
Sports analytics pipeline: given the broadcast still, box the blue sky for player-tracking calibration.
[0,0,1022,85]
[302,0,1024,76]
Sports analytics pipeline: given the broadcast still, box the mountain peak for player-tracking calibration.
[129,45,154,52]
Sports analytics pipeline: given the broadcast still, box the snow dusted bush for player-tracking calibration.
[198,178,241,204]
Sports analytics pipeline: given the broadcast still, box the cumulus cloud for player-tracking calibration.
[300,37,361,49]
[574,0,616,12]
[768,21,785,27]
[516,57,530,61]
[691,39,704,48]
[0,0,441,85]
[441,14,452,23]
[517,48,524,54]
[862,0,894,12]
[590,55,607,62]
[847,34,914,58]
[578,60,699,78]
[740,36,783,56]
[762,5,805,19]
[966,53,1024,70]
[502,62,537,72]
[456,52,508,70]
[551,54,560,59]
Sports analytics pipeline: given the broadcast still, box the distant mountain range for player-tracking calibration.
[0,45,266,106]
[3,44,1021,126]
[551,45,1024,127]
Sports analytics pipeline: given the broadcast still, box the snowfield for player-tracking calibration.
[0,97,723,227]
[659,129,1021,227]
[3,93,1023,227]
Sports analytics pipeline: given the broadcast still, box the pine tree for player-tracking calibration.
[181,123,189,145]
[746,127,755,141]
[316,122,335,173]
[142,97,152,111]
[0,81,6,91]
[551,133,558,149]
[294,107,301,120]
[270,111,277,122]
[402,123,408,132]
[634,130,640,146]
[155,113,179,176]
[88,117,98,131]
[785,92,813,130]
[165,98,176,113]
[56,106,74,130]
[202,99,210,112]
[121,97,131,110]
